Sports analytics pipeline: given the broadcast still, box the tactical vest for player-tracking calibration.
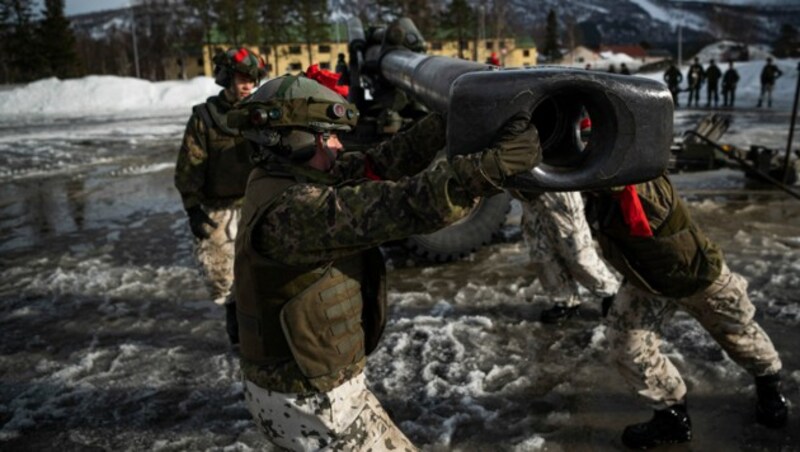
[193,94,254,202]
[592,177,723,298]
[234,166,388,393]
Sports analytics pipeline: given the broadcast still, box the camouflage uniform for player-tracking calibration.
[243,373,415,451]
[521,191,619,308]
[237,113,474,451]
[607,263,782,409]
[175,89,253,306]
[587,175,782,409]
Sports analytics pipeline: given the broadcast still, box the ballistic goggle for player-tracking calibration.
[228,97,359,133]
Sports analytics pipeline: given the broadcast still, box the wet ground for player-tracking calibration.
[1,109,799,451]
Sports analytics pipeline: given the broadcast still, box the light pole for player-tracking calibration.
[130,2,140,78]
[783,62,800,184]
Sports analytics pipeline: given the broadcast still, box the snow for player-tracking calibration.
[0,75,220,121]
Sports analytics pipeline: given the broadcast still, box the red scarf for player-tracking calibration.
[613,185,653,237]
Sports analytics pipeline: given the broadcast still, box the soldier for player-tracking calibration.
[619,63,631,75]
[230,75,541,450]
[519,191,620,324]
[757,57,783,108]
[174,47,266,345]
[687,57,705,107]
[584,177,788,449]
[663,63,683,107]
[705,59,722,108]
[722,61,740,108]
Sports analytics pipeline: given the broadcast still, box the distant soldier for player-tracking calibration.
[608,63,617,74]
[620,62,631,75]
[757,57,783,108]
[585,63,592,70]
[334,52,350,86]
[722,61,740,108]
[705,59,722,108]
[174,47,266,345]
[686,57,705,107]
[663,63,683,107]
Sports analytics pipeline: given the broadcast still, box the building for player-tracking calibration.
[201,37,537,78]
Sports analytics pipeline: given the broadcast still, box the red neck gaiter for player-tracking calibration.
[613,185,653,237]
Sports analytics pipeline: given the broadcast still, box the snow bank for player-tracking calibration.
[0,75,220,121]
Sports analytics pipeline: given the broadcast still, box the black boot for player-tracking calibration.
[622,402,692,450]
[539,303,579,324]
[756,373,788,428]
[225,301,239,346]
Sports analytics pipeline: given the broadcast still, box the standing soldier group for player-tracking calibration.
[665,57,785,110]
[174,47,789,451]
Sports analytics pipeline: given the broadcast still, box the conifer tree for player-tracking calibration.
[38,0,80,78]
[543,9,561,62]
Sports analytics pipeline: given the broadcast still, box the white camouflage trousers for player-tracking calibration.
[194,207,240,306]
[243,373,417,451]
[606,263,782,409]
[521,191,620,307]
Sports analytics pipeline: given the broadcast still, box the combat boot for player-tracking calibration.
[539,303,579,324]
[225,301,239,346]
[621,402,691,450]
[756,373,788,428]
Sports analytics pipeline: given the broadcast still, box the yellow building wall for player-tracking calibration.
[202,39,537,78]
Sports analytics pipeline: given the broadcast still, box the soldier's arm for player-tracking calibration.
[251,162,473,265]
[174,114,209,210]
[361,113,447,181]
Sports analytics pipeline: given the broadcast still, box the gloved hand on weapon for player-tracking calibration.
[187,205,218,240]
[451,111,541,195]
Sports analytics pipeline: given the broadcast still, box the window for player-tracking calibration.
[320,62,331,70]
[318,45,331,53]
[289,62,302,71]
[197,58,203,66]
[261,46,272,54]
[523,50,530,57]
[289,46,302,55]
[431,42,443,51]
[266,63,273,72]
[485,41,493,50]
[499,41,506,49]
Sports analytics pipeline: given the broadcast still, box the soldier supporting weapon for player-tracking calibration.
[231,75,542,450]
[687,57,705,108]
[663,63,683,107]
[584,176,788,450]
[705,59,722,108]
[174,47,266,345]
[519,190,620,324]
[757,57,783,108]
[722,61,740,108]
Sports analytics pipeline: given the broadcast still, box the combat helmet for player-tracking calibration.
[229,75,359,162]
[213,47,267,88]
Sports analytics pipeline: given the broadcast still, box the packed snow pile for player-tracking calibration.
[0,75,220,120]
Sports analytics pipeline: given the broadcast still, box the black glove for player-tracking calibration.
[405,112,447,153]
[187,205,218,240]
[602,295,615,318]
[452,112,542,195]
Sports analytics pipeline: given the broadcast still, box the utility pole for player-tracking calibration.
[130,3,141,78]
[783,62,800,184]
[676,1,683,67]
